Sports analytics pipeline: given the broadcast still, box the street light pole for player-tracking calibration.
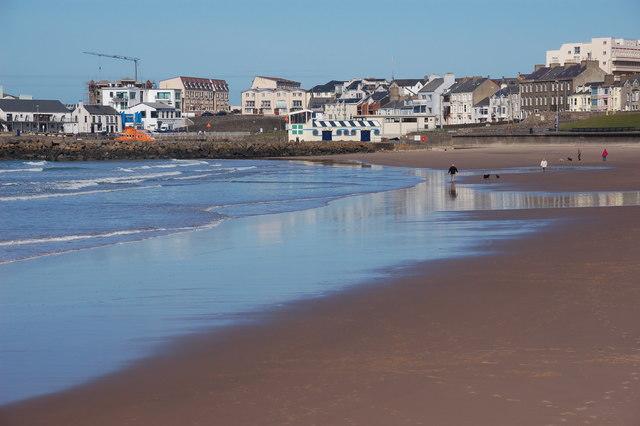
[556,80,560,133]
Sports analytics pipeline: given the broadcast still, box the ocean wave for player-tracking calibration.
[0,167,43,174]
[24,161,47,166]
[118,160,209,172]
[0,185,160,202]
[173,174,213,180]
[52,171,182,190]
[0,229,152,246]
[0,219,225,263]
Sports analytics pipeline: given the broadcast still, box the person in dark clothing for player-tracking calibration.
[448,164,459,182]
[577,149,582,162]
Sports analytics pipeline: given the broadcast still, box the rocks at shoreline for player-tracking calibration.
[0,136,395,161]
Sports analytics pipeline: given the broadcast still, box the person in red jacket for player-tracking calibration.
[602,148,609,161]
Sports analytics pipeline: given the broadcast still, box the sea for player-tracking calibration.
[2,158,639,405]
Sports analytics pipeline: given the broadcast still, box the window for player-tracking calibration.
[151,111,158,118]
[351,130,356,136]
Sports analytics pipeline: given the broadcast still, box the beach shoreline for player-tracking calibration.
[2,144,640,425]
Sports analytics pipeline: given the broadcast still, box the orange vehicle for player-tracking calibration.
[114,126,155,142]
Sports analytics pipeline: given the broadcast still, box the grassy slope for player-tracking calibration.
[560,113,640,130]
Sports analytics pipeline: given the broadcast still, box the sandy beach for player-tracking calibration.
[2,143,640,425]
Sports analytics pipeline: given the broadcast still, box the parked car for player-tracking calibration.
[215,111,227,116]
[201,111,214,117]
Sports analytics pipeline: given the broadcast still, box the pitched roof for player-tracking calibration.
[0,99,69,113]
[448,77,490,94]
[474,96,491,107]
[392,78,424,87]
[178,76,229,91]
[380,99,412,110]
[309,80,344,93]
[522,64,587,81]
[256,76,300,85]
[419,78,445,92]
[492,85,519,97]
[139,102,175,110]
[83,104,119,115]
[620,73,640,86]
[309,97,333,109]
[370,91,389,101]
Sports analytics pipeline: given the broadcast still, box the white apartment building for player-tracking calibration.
[568,85,593,112]
[323,98,360,120]
[488,85,521,122]
[242,76,309,115]
[100,87,181,113]
[124,102,183,132]
[546,37,640,76]
[414,73,456,125]
[69,103,121,134]
[445,77,500,125]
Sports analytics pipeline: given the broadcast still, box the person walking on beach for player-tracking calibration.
[602,148,608,162]
[448,163,459,182]
[578,148,582,162]
[540,158,548,172]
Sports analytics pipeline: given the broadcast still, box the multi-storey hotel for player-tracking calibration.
[546,37,640,76]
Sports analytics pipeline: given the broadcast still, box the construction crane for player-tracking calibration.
[83,51,141,82]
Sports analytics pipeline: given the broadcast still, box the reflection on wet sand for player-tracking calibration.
[2,164,639,405]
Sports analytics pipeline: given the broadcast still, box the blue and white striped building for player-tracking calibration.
[287,110,381,142]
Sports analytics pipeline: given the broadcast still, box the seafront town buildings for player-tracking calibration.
[414,73,456,126]
[241,76,309,115]
[0,99,71,133]
[123,102,183,132]
[444,77,500,125]
[69,103,122,134]
[159,76,229,116]
[488,84,521,122]
[87,79,151,105]
[621,74,640,111]
[100,86,182,113]
[519,61,606,119]
[286,110,382,142]
[546,37,640,76]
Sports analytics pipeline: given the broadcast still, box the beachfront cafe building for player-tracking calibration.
[287,110,381,142]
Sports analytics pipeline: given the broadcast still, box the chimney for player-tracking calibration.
[534,64,545,71]
[549,62,562,68]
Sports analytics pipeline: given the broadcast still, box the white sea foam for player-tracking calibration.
[24,161,47,166]
[0,185,160,202]
[0,167,43,174]
[0,219,224,263]
[173,173,213,180]
[0,229,152,246]
[52,171,181,190]
[118,160,209,172]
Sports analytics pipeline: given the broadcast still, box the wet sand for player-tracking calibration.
[2,145,640,425]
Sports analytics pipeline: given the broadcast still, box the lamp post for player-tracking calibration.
[555,81,560,132]
[36,104,40,133]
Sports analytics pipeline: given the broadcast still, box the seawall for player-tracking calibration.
[0,135,395,161]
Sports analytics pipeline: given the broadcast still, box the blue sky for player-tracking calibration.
[1,0,638,104]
